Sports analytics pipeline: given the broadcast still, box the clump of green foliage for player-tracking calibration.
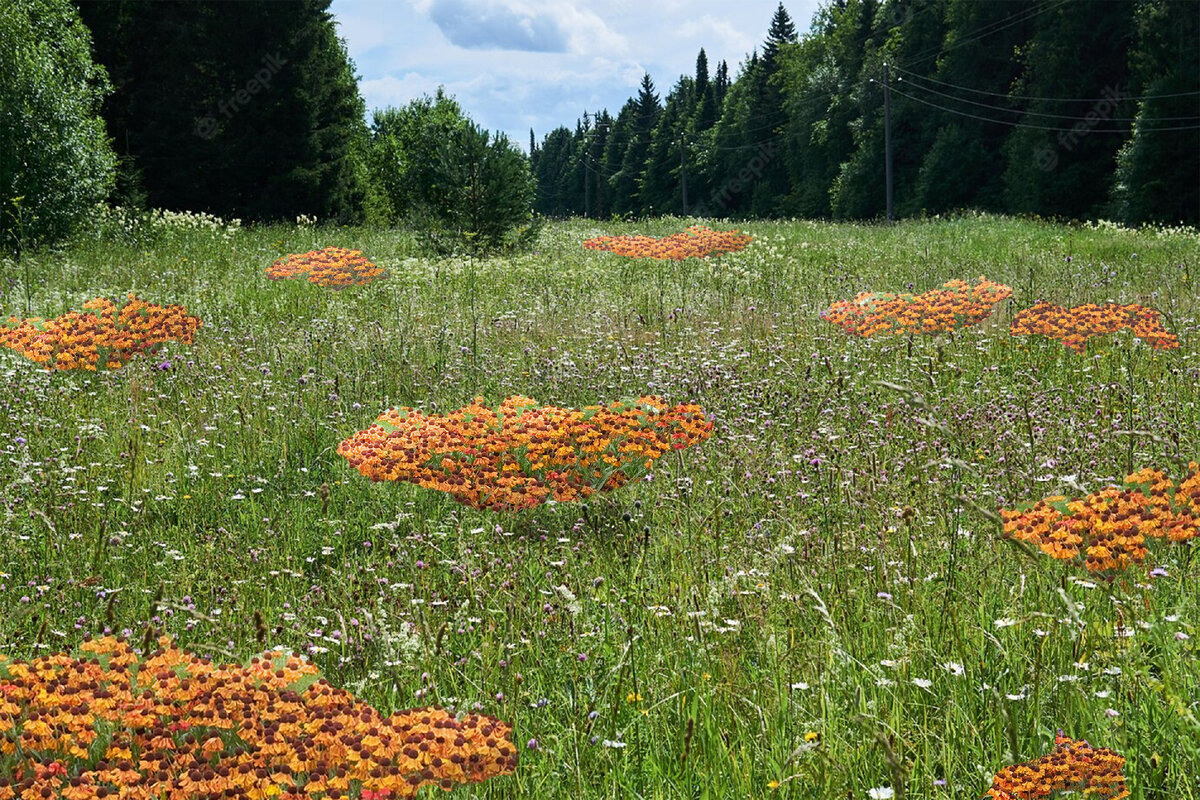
[367,90,538,255]
[0,0,115,253]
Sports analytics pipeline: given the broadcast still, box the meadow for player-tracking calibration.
[0,212,1197,798]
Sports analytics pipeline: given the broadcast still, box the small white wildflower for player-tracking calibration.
[994,617,1018,629]
[912,677,933,689]
[868,787,895,800]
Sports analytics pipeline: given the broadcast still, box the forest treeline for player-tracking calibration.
[1,0,1196,254]
[532,2,1199,225]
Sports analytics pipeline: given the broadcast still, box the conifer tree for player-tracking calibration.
[609,75,660,215]
[1109,0,1199,224]
[76,0,366,221]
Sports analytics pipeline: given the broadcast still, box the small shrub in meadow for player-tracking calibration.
[582,226,752,260]
[1001,462,1200,573]
[1010,301,1179,352]
[0,636,516,798]
[338,395,712,511]
[266,247,383,289]
[821,278,1012,337]
[986,732,1128,799]
[0,293,201,370]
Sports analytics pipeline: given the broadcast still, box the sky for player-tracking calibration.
[329,0,822,150]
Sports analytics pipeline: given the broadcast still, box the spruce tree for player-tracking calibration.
[532,127,574,216]
[779,0,875,217]
[912,0,1033,214]
[830,0,949,219]
[609,75,660,215]
[76,0,366,221]
[641,77,695,215]
[1001,0,1136,219]
[1110,0,1199,224]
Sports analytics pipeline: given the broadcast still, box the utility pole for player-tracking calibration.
[583,112,590,218]
[883,62,894,222]
[594,120,607,218]
[679,136,689,216]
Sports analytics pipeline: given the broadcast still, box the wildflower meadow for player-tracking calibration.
[0,213,1197,798]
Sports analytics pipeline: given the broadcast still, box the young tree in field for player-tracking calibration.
[366,92,536,253]
[76,0,366,221]
[1,0,115,252]
[367,90,469,222]
[424,125,537,253]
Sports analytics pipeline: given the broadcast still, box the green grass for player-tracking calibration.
[0,213,1198,798]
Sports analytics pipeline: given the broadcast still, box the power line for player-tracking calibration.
[897,0,1073,70]
[883,82,1200,133]
[892,63,1200,103]
[896,75,1200,122]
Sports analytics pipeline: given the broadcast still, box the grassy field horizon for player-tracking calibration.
[1,213,1197,798]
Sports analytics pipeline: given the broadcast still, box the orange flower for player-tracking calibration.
[0,294,201,371]
[266,246,383,289]
[1010,301,1178,352]
[337,396,712,511]
[0,637,516,798]
[987,732,1128,799]
[1001,462,1200,572]
[583,226,752,260]
[822,278,1012,337]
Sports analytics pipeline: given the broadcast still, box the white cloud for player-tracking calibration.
[331,0,822,145]
[676,15,755,54]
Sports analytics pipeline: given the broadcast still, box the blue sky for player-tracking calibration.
[329,0,822,149]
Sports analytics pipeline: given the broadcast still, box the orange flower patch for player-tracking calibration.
[582,226,752,260]
[1001,462,1200,573]
[338,395,712,512]
[1010,301,1178,352]
[266,247,383,289]
[0,294,201,371]
[821,278,1012,337]
[986,732,1128,799]
[0,636,516,799]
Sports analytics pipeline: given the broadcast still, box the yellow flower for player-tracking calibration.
[805,731,819,743]
[626,692,642,703]
[768,780,780,790]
